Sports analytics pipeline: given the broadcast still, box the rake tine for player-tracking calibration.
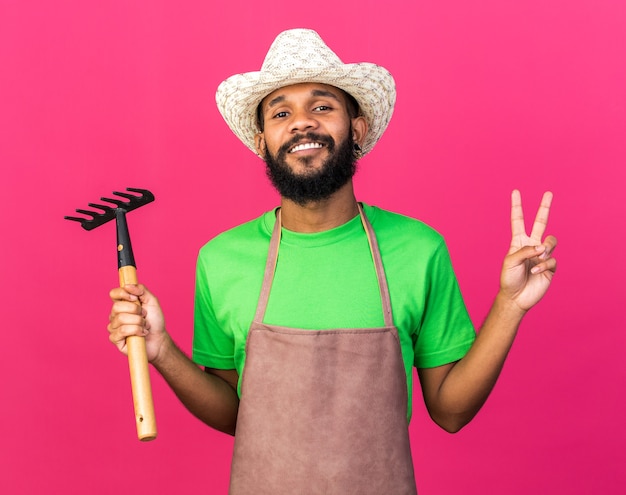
[99,188,154,212]
[88,203,114,213]
[101,196,127,208]
[64,215,88,224]
[112,191,140,201]
[126,187,155,199]
[114,188,155,204]
[75,208,101,218]
[67,205,117,230]
[63,213,107,231]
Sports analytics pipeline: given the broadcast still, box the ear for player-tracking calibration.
[351,116,368,147]
[254,133,266,158]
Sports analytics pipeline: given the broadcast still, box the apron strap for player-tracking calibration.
[357,203,394,328]
[253,208,283,323]
[254,205,394,328]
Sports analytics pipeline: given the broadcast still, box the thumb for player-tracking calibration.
[123,283,156,305]
[505,244,546,268]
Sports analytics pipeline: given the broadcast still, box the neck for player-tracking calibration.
[279,181,359,233]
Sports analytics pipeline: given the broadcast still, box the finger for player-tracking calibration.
[539,235,558,259]
[530,191,553,242]
[108,323,147,348]
[531,257,557,275]
[110,311,145,328]
[110,299,143,317]
[124,284,157,307]
[109,286,140,303]
[108,312,147,337]
[504,243,548,269]
[510,189,526,238]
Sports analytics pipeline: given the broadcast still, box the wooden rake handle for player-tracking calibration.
[119,265,157,441]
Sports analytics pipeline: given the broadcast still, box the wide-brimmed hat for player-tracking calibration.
[215,29,396,156]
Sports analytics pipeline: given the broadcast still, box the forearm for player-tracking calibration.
[427,293,526,432]
[151,335,239,435]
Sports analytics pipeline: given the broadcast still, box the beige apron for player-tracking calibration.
[229,205,417,494]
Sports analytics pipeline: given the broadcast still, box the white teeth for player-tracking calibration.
[290,142,323,153]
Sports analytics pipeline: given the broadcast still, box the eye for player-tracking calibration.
[314,105,332,112]
[272,111,289,119]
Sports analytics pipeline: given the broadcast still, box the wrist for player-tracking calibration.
[494,290,528,322]
[150,332,176,370]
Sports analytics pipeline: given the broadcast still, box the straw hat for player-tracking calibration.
[215,29,396,156]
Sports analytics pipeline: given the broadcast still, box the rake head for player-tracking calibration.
[64,187,155,231]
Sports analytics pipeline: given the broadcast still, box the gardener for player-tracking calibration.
[108,29,557,494]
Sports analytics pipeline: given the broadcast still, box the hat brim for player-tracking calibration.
[216,62,396,156]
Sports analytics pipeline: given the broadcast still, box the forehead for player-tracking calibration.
[261,83,347,111]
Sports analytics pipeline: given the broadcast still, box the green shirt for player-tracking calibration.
[193,204,476,421]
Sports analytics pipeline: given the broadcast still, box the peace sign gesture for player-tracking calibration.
[500,190,558,312]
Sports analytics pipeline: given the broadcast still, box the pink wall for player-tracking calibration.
[2,1,624,493]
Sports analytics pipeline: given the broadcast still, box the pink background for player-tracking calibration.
[1,1,624,493]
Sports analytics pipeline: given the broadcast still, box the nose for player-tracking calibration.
[289,108,319,133]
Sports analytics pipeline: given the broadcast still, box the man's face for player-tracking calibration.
[255,83,367,205]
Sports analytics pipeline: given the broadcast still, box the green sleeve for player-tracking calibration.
[192,250,236,369]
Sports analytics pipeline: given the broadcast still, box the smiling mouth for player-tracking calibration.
[289,142,324,153]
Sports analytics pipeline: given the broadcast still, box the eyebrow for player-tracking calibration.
[266,95,286,109]
[310,89,342,102]
[265,89,342,110]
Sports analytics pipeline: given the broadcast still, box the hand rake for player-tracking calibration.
[65,187,157,441]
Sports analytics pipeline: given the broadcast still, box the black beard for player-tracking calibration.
[264,131,357,205]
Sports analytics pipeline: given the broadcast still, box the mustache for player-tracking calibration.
[278,132,335,156]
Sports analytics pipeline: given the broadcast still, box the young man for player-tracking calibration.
[108,29,557,494]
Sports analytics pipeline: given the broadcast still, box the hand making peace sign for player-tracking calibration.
[500,190,558,312]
